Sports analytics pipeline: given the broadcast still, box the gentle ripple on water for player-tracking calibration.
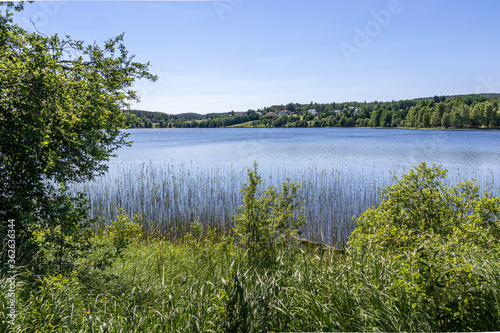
[110,128,500,180]
[72,128,499,245]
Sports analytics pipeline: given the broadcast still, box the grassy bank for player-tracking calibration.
[3,233,500,332]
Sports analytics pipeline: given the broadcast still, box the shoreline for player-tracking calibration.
[126,126,500,131]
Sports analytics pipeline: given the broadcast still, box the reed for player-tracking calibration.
[72,162,497,246]
[71,163,388,246]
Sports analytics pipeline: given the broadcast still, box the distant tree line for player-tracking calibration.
[125,94,500,129]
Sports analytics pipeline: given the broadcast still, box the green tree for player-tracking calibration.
[441,113,451,128]
[404,107,417,127]
[328,116,337,127]
[421,111,431,128]
[380,110,392,127]
[484,103,496,128]
[338,114,347,127]
[458,104,470,127]
[430,111,441,127]
[370,109,382,127]
[450,111,463,128]
[436,103,446,117]
[470,106,483,127]
[0,3,156,267]
[391,116,402,127]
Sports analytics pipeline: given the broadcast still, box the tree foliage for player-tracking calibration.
[0,2,156,268]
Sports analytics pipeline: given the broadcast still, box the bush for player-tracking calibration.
[105,209,142,255]
[349,162,500,256]
[30,187,91,273]
[234,163,305,265]
[348,162,500,331]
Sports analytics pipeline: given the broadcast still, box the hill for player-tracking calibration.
[124,93,500,129]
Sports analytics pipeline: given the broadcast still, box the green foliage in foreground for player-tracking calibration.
[105,209,143,256]
[350,162,500,256]
[2,163,500,332]
[3,235,500,332]
[0,2,156,273]
[349,162,500,331]
[234,163,306,265]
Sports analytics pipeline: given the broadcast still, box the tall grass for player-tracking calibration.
[72,163,388,246]
[6,238,500,332]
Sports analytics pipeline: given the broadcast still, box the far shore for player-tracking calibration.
[127,126,499,131]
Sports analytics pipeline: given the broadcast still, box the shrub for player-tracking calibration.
[105,209,142,254]
[348,162,500,331]
[234,163,306,265]
[29,187,91,273]
[349,161,500,256]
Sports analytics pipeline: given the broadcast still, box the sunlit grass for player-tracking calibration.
[225,121,256,128]
[5,236,500,332]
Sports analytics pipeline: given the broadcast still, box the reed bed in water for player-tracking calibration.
[72,163,388,246]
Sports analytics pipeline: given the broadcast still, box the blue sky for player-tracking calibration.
[13,0,500,114]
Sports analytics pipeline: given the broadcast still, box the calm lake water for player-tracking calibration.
[112,128,500,183]
[82,128,499,244]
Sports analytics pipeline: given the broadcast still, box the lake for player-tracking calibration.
[81,128,500,245]
[112,128,500,181]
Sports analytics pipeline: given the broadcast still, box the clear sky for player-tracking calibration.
[12,0,500,114]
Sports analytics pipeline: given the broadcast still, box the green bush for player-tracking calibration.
[234,163,306,265]
[348,162,500,331]
[105,209,143,254]
[349,161,500,255]
[30,187,91,273]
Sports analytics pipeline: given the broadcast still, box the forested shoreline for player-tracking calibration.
[126,93,500,129]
